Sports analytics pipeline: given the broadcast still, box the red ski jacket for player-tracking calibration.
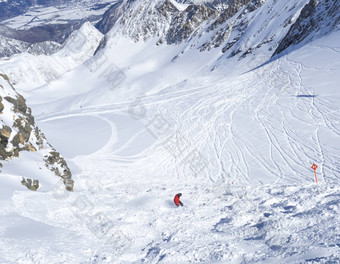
[174,194,180,206]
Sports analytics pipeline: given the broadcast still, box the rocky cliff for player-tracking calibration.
[274,0,340,56]
[0,73,73,191]
[96,0,310,60]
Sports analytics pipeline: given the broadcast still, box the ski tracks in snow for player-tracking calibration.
[13,35,340,263]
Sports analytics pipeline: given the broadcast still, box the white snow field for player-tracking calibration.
[0,3,340,264]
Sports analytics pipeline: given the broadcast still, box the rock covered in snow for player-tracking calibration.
[96,0,313,60]
[0,34,29,58]
[0,73,73,191]
[274,0,340,56]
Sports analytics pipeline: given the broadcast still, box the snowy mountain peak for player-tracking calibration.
[61,21,104,56]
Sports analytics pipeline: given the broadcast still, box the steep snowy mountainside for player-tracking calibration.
[98,0,309,64]
[176,0,252,11]
[0,73,73,192]
[0,22,103,90]
[274,0,340,56]
[95,1,130,35]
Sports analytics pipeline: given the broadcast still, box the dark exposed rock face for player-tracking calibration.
[200,0,264,52]
[164,4,219,44]
[274,0,340,56]
[0,73,74,191]
[96,1,126,34]
[97,0,220,44]
[0,23,83,45]
[0,23,82,58]
[0,89,38,160]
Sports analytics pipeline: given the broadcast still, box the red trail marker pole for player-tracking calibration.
[311,164,318,183]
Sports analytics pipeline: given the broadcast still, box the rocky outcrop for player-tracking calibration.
[44,151,73,191]
[96,1,126,34]
[21,178,39,191]
[274,0,340,56]
[0,73,74,191]
[98,0,220,44]
[164,4,218,44]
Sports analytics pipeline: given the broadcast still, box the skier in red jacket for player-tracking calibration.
[174,193,183,207]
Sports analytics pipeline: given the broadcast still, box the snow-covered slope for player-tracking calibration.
[0,22,103,90]
[0,0,339,263]
[1,28,338,263]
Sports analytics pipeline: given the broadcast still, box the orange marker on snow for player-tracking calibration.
[311,164,318,183]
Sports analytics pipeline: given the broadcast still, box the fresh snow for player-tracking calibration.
[0,0,339,263]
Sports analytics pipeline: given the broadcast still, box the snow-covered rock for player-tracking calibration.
[97,0,311,63]
[274,0,340,56]
[0,73,73,191]
[0,34,29,58]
